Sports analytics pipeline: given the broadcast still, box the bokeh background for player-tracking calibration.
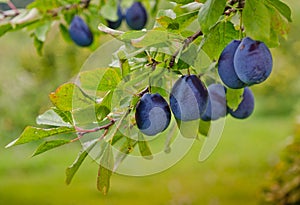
[0,0,299,204]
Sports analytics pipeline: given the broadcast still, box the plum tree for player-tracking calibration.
[234,37,273,85]
[1,0,292,195]
[201,84,227,121]
[107,6,123,29]
[69,15,93,47]
[135,93,171,136]
[170,75,208,121]
[228,87,255,119]
[218,40,247,89]
[125,2,147,30]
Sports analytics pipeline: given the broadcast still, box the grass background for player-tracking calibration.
[0,116,294,205]
[0,0,300,204]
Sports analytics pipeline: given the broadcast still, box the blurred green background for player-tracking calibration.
[0,0,300,204]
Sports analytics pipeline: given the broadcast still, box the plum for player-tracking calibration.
[125,2,147,30]
[170,75,208,121]
[107,6,123,29]
[218,40,247,89]
[201,83,227,121]
[234,37,273,85]
[69,15,93,47]
[135,93,171,136]
[228,87,254,119]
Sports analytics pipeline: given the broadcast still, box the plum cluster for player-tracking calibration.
[68,2,147,46]
[107,2,148,30]
[135,75,255,136]
[218,37,273,88]
[135,37,272,136]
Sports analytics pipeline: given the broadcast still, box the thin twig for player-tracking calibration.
[169,30,203,68]
[71,118,116,143]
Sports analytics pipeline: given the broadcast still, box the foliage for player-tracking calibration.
[262,118,300,205]
[2,0,292,195]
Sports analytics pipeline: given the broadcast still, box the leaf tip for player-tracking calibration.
[5,139,18,148]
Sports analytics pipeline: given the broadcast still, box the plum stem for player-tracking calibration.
[169,30,203,69]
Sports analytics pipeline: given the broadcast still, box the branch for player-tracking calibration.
[0,0,91,21]
[169,30,203,68]
[72,118,116,142]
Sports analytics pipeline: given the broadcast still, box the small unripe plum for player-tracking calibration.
[69,15,93,47]
[107,6,123,29]
[135,93,171,136]
[125,2,147,30]
[234,37,273,85]
[170,75,208,121]
[201,84,227,121]
[228,87,254,119]
[218,40,247,89]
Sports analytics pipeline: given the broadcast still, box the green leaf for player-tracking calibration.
[100,2,119,21]
[34,20,51,42]
[0,23,12,37]
[97,142,114,195]
[113,137,137,171]
[36,109,72,127]
[6,126,75,148]
[131,30,170,48]
[202,21,239,60]
[243,0,271,43]
[79,68,107,91]
[65,139,98,185]
[138,132,153,160]
[49,83,94,111]
[157,11,198,31]
[33,35,44,56]
[59,23,72,42]
[198,0,227,34]
[52,108,74,125]
[97,68,122,92]
[95,91,114,121]
[198,119,211,137]
[267,3,290,42]
[170,0,194,3]
[265,0,292,22]
[27,0,62,13]
[226,88,244,111]
[32,139,71,157]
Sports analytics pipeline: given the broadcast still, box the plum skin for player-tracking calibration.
[107,6,123,29]
[234,37,273,85]
[170,75,208,121]
[228,87,255,119]
[218,40,247,89]
[201,84,227,121]
[69,15,93,47]
[125,2,148,30]
[135,93,171,136]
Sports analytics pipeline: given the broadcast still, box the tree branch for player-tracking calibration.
[72,118,116,142]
